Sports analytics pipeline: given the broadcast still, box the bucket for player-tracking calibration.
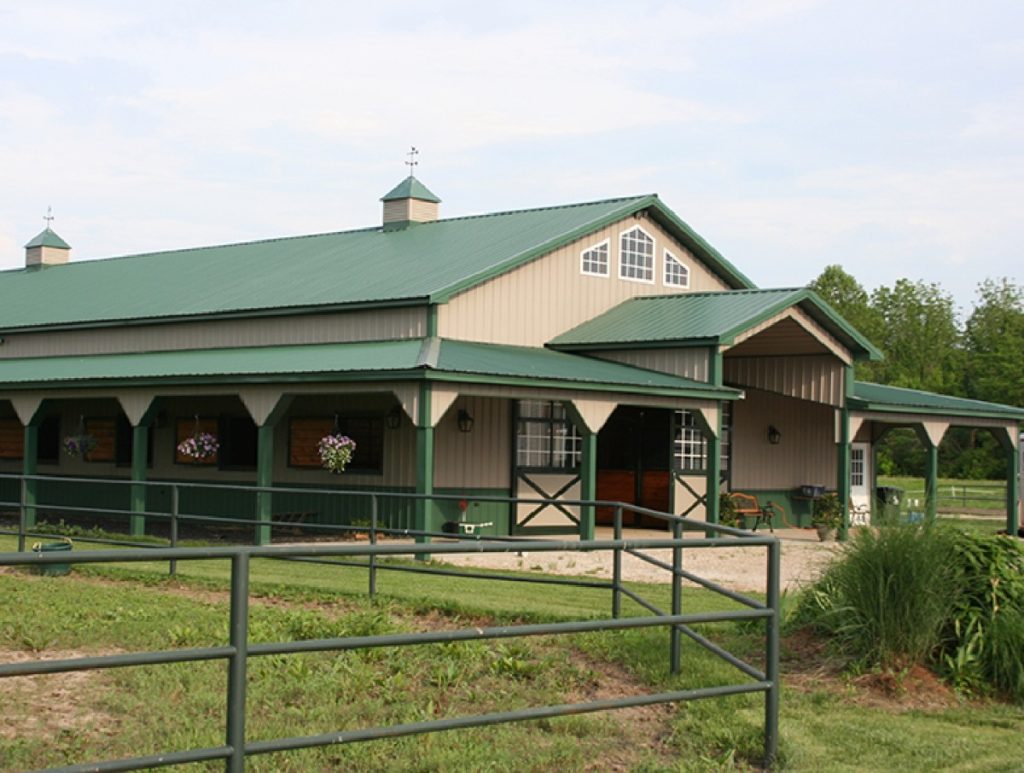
[31,538,73,576]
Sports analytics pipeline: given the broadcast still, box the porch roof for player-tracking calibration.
[547,288,882,360]
[850,382,1024,421]
[0,338,739,399]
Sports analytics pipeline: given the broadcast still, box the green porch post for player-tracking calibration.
[255,423,274,546]
[836,407,851,540]
[924,440,939,523]
[997,428,1020,534]
[22,421,39,530]
[129,424,150,536]
[704,404,722,532]
[579,429,597,541]
[415,382,434,544]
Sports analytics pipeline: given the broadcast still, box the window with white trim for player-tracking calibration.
[851,447,865,487]
[515,401,581,470]
[663,250,690,288]
[580,240,610,276]
[673,403,732,473]
[619,226,654,282]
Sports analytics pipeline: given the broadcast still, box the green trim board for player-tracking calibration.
[0,195,752,332]
[850,382,1024,420]
[0,338,742,401]
[548,288,882,361]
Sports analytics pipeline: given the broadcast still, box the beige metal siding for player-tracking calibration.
[383,199,412,224]
[595,348,710,382]
[730,388,837,491]
[0,307,427,358]
[434,396,511,489]
[724,355,844,407]
[437,216,730,346]
[410,199,439,223]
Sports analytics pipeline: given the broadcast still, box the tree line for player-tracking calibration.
[809,268,1023,479]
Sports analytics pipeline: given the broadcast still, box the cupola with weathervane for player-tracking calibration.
[380,147,441,229]
[24,207,71,267]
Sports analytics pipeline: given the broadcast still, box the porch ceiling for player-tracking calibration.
[0,338,740,401]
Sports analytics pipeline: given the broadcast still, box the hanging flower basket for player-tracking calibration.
[177,432,220,462]
[318,434,356,474]
[62,434,97,458]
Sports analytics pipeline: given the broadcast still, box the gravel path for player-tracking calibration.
[432,528,842,594]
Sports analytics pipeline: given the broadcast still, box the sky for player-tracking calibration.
[0,1,1021,314]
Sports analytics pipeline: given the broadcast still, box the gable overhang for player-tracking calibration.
[429,195,756,304]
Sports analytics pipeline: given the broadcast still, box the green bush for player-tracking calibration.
[794,524,1024,701]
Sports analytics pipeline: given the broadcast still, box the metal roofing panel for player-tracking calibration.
[0,197,648,330]
[851,382,1024,419]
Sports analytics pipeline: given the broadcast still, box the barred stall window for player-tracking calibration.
[515,400,581,471]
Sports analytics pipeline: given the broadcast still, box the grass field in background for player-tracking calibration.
[878,476,1006,513]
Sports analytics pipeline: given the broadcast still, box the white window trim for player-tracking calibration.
[663,249,690,288]
[618,225,656,285]
[579,238,611,278]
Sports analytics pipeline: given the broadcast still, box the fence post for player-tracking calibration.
[764,538,781,769]
[369,494,378,598]
[226,552,250,773]
[612,506,622,619]
[169,486,179,577]
[670,519,682,675]
[17,476,26,553]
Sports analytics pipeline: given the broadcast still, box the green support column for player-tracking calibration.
[129,424,149,536]
[415,382,434,544]
[704,404,722,532]
[836,407,851,540]
[579,430,597,541]
[1008,439,1020,535]
[924,441,939,523]
[255,423,275,546]
[22,422,39,530]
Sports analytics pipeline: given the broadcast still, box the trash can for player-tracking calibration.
[875,486,903,525]
[31,538,73,576]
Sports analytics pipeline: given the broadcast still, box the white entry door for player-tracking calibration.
[850,443,871,523]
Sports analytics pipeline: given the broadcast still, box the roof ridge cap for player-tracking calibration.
[424,194,653,226]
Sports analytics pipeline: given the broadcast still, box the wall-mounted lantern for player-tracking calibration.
[457,409,475,433]
[767,425,782,445]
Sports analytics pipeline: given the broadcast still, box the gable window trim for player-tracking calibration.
[580,238,611,278]
[618,224,656,284]
[663,249,690,289]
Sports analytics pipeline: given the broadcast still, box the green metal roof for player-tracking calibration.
[380,175,441,203]
[24,228,70,250]
[0,195,752,332]
[549,288,882,361]
[0,337,739,399]
[850,382,1024,420]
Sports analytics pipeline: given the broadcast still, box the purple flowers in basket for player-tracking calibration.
[177,432,219,460]
[62,434,97,458]
[318,434,356,473]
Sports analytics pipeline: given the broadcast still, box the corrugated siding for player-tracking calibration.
[410,199,439,223]
[434,396,511,489]
[438,216,730,347]
[0,307,427,359]
[727,310,850,362]
[730,388,837,490]
[724,355,844,406]
[595,348,709,382]
[383,199,411,224]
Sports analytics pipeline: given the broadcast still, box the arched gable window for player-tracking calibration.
[619,226,655,283]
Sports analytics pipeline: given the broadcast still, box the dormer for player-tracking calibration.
[380,175,441,229]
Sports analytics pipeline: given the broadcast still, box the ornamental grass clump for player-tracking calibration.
[794,523,1024,702]
[176,432,219,461]
[318,434,356,474]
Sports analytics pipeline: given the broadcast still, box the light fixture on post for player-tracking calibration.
[386,406,402,430]
[767,425,782,445]
[457,409,474,433]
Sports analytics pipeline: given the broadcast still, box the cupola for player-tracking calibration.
[380,175,441,229]
[25,225,71,267]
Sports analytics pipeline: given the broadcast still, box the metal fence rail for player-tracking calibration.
[0,478,780,772]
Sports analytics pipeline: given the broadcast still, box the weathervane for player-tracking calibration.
[405,146,419,175]
[43,205,54,230]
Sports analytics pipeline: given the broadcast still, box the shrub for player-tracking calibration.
[794,524,1024,701]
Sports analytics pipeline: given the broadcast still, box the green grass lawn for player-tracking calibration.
[1,534,1023,771]
[878,475,1007,514]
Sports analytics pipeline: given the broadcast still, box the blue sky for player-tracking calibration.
[0,1,1021,313]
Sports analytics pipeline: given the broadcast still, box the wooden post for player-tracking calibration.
[836,407,851,540]
[924,441,939,523]
[579,429,597,541]
[415,382,434,544]
[129,423,149,536]
[22,421,39,530]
